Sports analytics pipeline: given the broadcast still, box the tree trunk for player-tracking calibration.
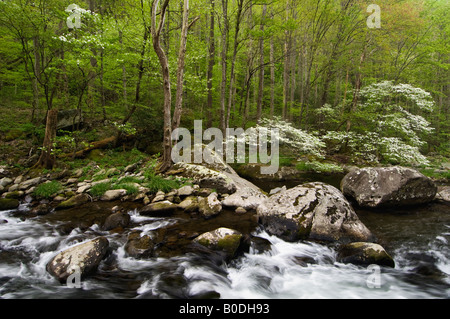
[256,4,266,124]
[34,109,58,169]
[206,0,215,127]
[220,0,229,133]
[172,0,190,131]
[151,0,172,172]
[269,21,275,119]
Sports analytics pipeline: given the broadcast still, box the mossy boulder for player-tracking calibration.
[193,227,243,259]
[198,192,222,219]
[337,242,395,267]
[56,193,90,210]
[0,198,20,210]
[140,200,178,216]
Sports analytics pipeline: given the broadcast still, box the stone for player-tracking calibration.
[198,193,222,219]
[341,166,437,208]
[140,200,178,216]
[435,186,450,202]
[46,237,109,282]
[151,194,165,203]
[0,177,13,188]
[56,193,90,210]
[177,185,194,197]
[193,227,243,259]
[257,182,374,243]
[102,211,130,231]
[77,184,91,193]
[100,189,127,201]
[124,231,154,258]
[337,242,395,267]
[178,196,199,213]
[269,186,287,196]
[0,198,20,210]
[19,177,42,190]
[235,207,247,214]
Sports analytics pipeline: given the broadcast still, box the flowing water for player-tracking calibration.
[0,181,449,299]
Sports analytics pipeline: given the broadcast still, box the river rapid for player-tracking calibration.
[0,180,449,299]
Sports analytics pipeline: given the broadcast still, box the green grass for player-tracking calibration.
[420,168,450,180]
[89,182,112,197]
[34,181,62,198]
[145,174,180,194]
[113,182,139,195]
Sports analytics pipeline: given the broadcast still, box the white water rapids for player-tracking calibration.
[0,203,449,299]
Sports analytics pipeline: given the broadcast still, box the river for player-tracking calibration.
[0,177,449,299]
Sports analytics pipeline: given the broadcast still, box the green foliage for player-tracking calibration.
[296,161,344,174]
[89,182,111,197]
[34,181,62,198]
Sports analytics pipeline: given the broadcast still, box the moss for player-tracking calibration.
[197,238,211,247]
[0,198,19,210]
[296,215,312,240]
[217,234,242,254]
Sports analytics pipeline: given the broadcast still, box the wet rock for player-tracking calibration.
[31,203,52,216]
[102,211,130,231]
[100,189,127,201]
[56,193,90,210]
[0,198,20,210]
[46,237,109,282]
[249,236,272,254]
[341,166,437,208]
[193,227,243,259]
[124,231,154,258]
[257,182,374,243]
[140,200,178,216]
[337,242,395,267]
[178,196,199,213]
[198,193,222,219]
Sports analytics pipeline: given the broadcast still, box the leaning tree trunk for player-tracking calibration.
[34,108,58,169]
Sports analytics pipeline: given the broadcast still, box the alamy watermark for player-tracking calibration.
[171,120,280,175]
[367,4,381,29]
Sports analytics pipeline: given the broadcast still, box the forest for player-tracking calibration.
[0,0,448,175]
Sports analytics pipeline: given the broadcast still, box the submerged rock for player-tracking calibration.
[341,166,437,208]
[46,237,109,282]
[257,182,374,243]
[102,210,130,231]
[337,242,395,267]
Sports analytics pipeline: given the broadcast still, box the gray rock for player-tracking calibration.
[178,196,199,212]
[46,237,109,282]
[257,182,374,243]
[140,200,178,215]
[193,227,243,259]
[177,185,194,197]
[435,186,450,202]
[100,189,127,201]
[0,198,20,210]
[198,193,222,219]
[0,177,13,188]
[337,242,395,267]
[19,177,42,190]
[235,207,247,214]
[341,166,437,208]
[269,186,287,196]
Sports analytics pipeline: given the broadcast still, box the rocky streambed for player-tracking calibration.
[0,161,449,298]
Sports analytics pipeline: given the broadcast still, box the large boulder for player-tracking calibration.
[46,237,109,282]
[0,198,19,210]
[337,242,395,267]
[257,182,374,243]
[341,166,437,208]
[102,211,130,231]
